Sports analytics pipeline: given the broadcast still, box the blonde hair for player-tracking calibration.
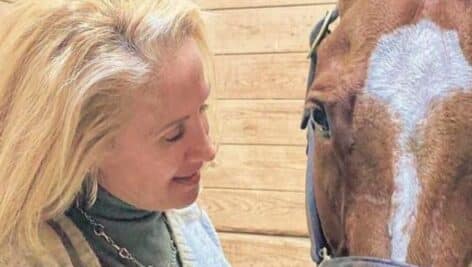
[0,0,210,261]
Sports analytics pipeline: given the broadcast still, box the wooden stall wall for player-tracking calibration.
[195,1,336,266]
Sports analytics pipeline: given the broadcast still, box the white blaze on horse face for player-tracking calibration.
[365,20,472,261]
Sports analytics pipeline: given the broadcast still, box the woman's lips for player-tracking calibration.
[173,172,200,185]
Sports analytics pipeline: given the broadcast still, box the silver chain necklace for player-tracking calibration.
[77,207,179,267]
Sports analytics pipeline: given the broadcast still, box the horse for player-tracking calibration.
[303,0,472,266]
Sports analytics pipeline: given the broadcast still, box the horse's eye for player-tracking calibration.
[312,106,331,138]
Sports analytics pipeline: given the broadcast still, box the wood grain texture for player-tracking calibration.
[196,0,336,10]
[204,4,335,54]
[214,53,309,99]
[203,144,306,191]
[219,232,313,267]
[216,100,307,145]
[199,188,308,236]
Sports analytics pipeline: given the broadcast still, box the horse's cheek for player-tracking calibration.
[314,142,348,256]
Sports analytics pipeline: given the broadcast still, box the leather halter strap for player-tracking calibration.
[302,9,339,265]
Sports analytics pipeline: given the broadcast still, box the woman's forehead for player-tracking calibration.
[138,38,207,104]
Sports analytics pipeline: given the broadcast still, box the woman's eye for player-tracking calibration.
[163,105,207,143]
[164,125,185,143]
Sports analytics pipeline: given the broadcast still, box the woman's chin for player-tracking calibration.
[169,172,201,208]
[174,185,200,209]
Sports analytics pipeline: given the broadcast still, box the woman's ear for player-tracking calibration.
[337,0,355,17]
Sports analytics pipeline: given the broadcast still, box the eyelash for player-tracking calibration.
[165,125,185,143]
[164,104,209,143]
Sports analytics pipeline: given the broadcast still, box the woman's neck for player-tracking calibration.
[87,185,161,221]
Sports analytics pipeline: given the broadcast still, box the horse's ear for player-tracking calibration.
[337,0,355,17]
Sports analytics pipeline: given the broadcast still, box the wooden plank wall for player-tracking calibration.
[195,1,337,266]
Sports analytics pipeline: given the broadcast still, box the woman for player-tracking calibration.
[0,0,230,266]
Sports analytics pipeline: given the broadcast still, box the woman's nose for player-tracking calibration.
[198,136,217,162]
[190,133,216,162]
[186,116,217,162]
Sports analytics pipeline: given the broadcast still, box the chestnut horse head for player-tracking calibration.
[304,0,472,266]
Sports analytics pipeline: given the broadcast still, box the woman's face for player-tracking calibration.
[98,38,216,211]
